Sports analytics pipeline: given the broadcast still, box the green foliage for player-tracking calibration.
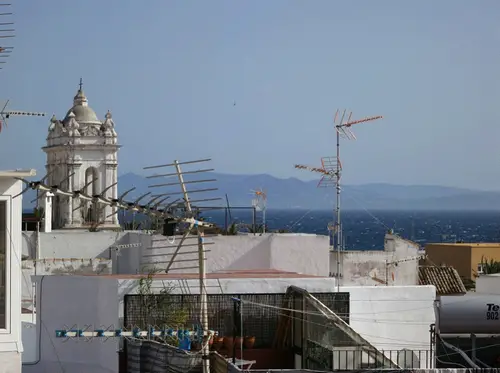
[480,256,500,275]
[136,266,189,345]
[33,207,44,218]
[247,224,267,234]
[461,276,476,291]
[226,222,239,235]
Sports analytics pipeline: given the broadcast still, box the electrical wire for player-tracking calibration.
[6,224,65,371]
[342,186,392,232]
[238,297,500,368]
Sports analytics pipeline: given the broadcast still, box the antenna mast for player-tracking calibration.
[250,188,267,233]
[0,100,46,132]
[0,3,14,71]
[295,110,383,291]
[144,158,220,373]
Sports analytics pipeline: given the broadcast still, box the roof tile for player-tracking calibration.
[418,266,466,295]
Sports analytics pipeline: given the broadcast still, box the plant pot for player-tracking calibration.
[244,336,256,349]
[234,336,243,350]
[223,336,234,350]
[213,336,224,351]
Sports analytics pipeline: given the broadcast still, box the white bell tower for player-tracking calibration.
[42,79,121,229]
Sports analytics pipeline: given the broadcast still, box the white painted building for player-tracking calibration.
[331,233,421,286]
[43,80,120,229]
[475,273,500,294]
[22,273,436,372]
[0,169,36,373]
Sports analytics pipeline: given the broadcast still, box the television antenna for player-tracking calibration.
[0,100,46,132]
[54,324,215,345]
[294,110,383,291]
[0,3,14,71]
[144,158,220,373]
[250,188,267,233]
[12,167,216,231]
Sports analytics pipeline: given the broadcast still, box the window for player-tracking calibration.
[477,264,484,275]
[0,200,6,329]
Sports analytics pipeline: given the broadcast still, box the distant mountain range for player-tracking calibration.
[21,172,500,211]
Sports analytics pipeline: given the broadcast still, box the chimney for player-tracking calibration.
[42,192,54,233]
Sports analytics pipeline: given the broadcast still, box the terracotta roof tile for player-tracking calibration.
[418,266,466,295]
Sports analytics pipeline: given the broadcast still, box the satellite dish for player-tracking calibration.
[397,348,419,368]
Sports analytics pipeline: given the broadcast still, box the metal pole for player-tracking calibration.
[336,128,341,292]
[385,260,389,286]
[174,160,210,373]
[232,300,237,364]
[262,208,266,234]
[252,207,256,235]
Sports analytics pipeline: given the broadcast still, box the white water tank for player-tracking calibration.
[438,294,500,334]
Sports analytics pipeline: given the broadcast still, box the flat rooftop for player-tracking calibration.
[81,268,325,280]
[427,243,500,247]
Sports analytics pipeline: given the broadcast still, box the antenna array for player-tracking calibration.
[0,3,14,70]
[250,187,267,233]
[294,110,383,291]
[54,324,215,343]
[0,100,47,132]
[143,158,220,373]
[13,168,216,230]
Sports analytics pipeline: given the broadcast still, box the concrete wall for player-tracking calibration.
[140,233,330,276]
[424,243,500,280]
[476,273,500,294]
[0,177,25,373]
[22,230,128,259]
[23,275,119,373]
[22,231,330,277]
[331,234,420,286]
[21,258,112,306]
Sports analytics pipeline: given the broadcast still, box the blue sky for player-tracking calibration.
[1,0,499,189]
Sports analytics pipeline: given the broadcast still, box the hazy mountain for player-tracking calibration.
[21,172,500,211]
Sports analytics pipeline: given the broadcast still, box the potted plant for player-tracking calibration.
[223,336,234,350]
[235,336,243,350]
[213,336,224,351]
[244,336,256,349]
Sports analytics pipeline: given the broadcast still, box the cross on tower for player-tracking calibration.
[79,77,83,91]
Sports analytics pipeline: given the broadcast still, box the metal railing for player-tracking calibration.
[305,345,433,370]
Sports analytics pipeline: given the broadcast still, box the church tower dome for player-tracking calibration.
[42,79,121,230]
[63,78,100,125]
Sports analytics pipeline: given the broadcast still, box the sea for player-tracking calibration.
[198,209,500,250]
[27,208,500,250]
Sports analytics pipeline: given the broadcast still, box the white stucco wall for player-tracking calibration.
[23,275,119,373]
[22,230,128,259]
[116,275,435,366]
[141,233,329,276]
[21,231,330,277]
[0,176,25,373]
[331,234,420,286]
[476,273,500,294]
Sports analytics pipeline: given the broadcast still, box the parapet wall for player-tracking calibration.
[139,233,330,276]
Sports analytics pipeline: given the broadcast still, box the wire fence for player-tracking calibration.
[124,292,350,350]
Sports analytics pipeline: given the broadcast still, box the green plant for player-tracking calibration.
[480,256,500,275]
[226,222,238,235]
[461,276,476,291]
[136,266,189,345]
[33,207,44,218]
[247,224,267,234]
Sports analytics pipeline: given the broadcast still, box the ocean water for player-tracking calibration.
[198,209,500,250]
[28,208,500,250]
